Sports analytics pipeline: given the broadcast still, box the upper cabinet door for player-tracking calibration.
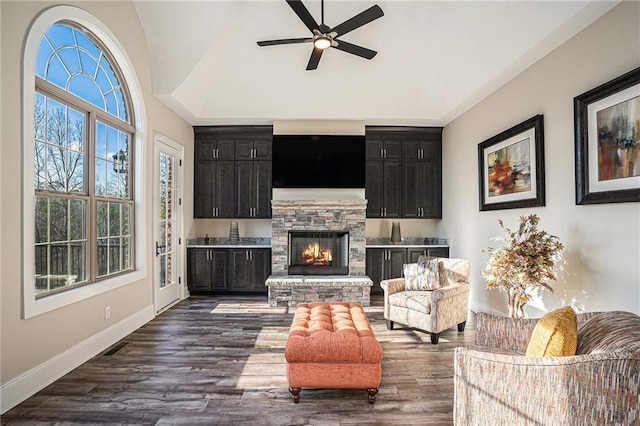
[366,138,402,160]
[253,140,272,160]
[235,140,254,160]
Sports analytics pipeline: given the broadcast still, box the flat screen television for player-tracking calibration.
[272,135,365,188]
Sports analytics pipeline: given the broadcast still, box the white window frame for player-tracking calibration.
[22,6,147,319]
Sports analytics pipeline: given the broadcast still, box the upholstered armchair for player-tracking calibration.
[380,258,471,344]
[454,311,640,425]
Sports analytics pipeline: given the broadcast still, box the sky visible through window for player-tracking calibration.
[36,23,128,122]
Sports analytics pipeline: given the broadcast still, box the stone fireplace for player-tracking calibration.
[266,199,372,306]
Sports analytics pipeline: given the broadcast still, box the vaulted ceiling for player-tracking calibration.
[132,1,618,126]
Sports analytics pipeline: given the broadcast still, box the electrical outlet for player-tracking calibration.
[104,306,111,320]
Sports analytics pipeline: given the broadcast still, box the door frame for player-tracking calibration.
[153,133,185,315]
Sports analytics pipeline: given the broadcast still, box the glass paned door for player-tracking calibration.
[154,137,183,313]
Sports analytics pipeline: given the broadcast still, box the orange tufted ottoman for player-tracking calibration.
[285,302,383,403]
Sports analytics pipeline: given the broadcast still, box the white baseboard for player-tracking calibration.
[470,298,504,316]
[1,305,154,414]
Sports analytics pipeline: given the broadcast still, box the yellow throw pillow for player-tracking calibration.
[525,306,578,357]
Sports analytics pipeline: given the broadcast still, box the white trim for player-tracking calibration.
[0,304,154,414]
[152,133,185,314]
[22,6,147,318]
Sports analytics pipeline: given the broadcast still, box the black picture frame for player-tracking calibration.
[478,115,545,211]
[574,67,640,205]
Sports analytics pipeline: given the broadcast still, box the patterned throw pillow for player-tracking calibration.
[403,263,421,290]
[403,258,440,291]
[417,256,440,290]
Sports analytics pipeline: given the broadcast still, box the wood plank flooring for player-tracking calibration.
[1,296,475,425]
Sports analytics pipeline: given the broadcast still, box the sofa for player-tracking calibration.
[454,310,640,425]
[380,258,471,344]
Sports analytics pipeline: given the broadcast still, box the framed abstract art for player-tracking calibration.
[574,67,640,204]
[478,115,545,211]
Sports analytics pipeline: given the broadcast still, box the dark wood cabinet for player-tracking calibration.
[195,138,235,161]
[236,161,272,218]
[366,248,405,295]
[367,246,449,294]
[187,248,228,291]
[406,247,450,263]
[366,139,402,160]
[188,247,270,294]
[229,249,271,293]
[366,161,402,218]
[235,139,272,161]
[366,126,442,219]
[194,160,235,218]
[402,161,441,218]
[194,126,272,219]
[366,127,442,219]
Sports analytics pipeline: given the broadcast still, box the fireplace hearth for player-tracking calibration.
[288,231,349,275]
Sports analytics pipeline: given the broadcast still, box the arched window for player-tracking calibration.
[33,21,135,297]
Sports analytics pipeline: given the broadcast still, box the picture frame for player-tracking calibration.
[574,67,640,205]
[478,115,545,211]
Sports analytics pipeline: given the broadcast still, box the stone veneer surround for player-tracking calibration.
[267,199,370,307]
[270,199,367,276]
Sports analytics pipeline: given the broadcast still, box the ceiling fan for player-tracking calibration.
[257,0,384,71]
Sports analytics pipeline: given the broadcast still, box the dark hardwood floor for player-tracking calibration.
[1,296,475,425]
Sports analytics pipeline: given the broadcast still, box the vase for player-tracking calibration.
[229,221,239,243]
[390,222,401,243]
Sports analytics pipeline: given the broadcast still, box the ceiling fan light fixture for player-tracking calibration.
[313,36,332,50]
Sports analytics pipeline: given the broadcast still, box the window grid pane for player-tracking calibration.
[38,23,130,122]
[96,200,133,278]
[33,22,135,298]
[34,196,88,295]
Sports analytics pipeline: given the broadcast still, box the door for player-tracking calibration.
[154,135,184,314]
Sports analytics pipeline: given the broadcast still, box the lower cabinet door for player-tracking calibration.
[387,249,406,281]
[407,247,450,263]
[210,250,229,290]
[249,249,271,293]
[188,249,212,291]
[230,249,252,291]
[366,249,385,295]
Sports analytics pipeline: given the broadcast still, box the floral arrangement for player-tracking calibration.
[482,214,564,318]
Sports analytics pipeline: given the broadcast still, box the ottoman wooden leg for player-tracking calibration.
[367,388,378,404]
[289,387,301,403]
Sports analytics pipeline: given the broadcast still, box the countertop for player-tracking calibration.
[187,237,271,248]
[187,237,449,248]
[365,237,449,248]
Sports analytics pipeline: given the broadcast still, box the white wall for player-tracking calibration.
[440,1,640,316]
[0,0,194,411]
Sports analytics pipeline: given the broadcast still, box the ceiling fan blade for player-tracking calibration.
[286,0,319,33]
[257,38,312,47]
[331,5,384,37]
[306,47,324,70]
[333,40,377,60]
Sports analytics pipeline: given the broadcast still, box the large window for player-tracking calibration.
[33,22,135,297]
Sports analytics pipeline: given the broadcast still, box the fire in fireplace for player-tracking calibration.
[288,231,349,275]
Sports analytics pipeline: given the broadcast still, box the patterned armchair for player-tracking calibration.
[454,311,640,425]
[380,258,471,344]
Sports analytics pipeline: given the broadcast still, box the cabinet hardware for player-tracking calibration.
[383,148,387,158]
[417,149,420,159]
[246,250,249,260]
